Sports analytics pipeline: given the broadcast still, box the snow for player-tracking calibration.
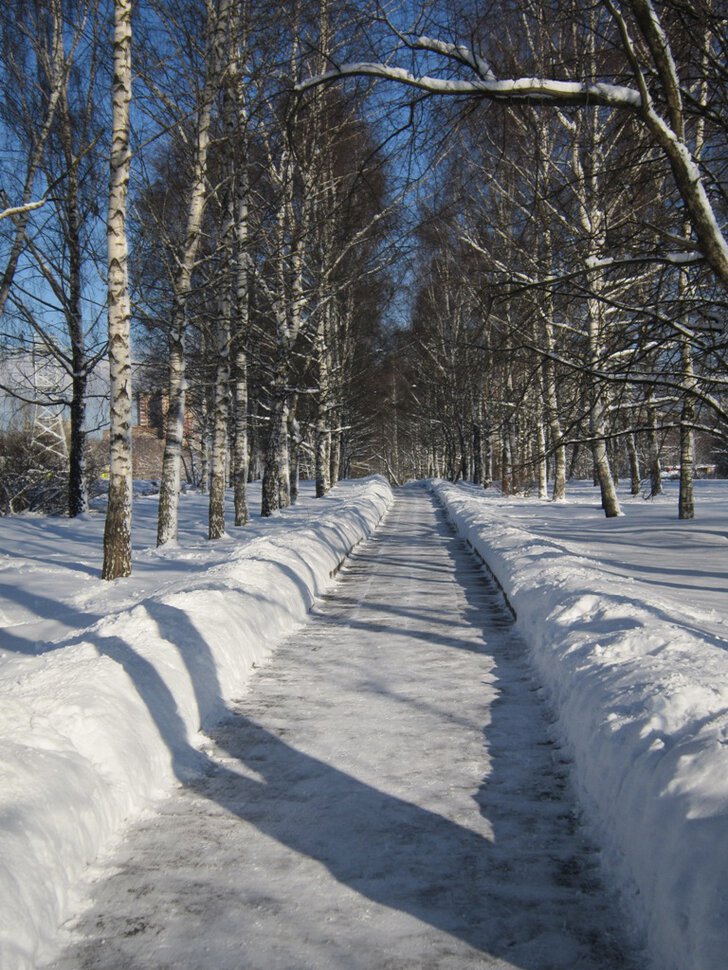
[3,473,728,970]
[297,62,643,108]
[42,486,641,970]
[0,477,393,970]
[433,477,728,970]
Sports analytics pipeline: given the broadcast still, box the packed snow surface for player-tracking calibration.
[0,478,392,970]
[45,486,640,970]
[434,478,728,970]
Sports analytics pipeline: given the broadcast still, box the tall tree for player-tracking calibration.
[102,0,133,580]
[154,0,231,546]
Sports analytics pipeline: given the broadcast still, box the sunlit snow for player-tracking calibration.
[1,476,727,970]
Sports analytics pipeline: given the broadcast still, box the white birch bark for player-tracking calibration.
[315,304,332,498]
[232,81,251,526]
[328,304,344,490]
[208,324,230,540]
[208,297,232,538]
[208,70,238,541]
[59,91,89,518]
[501,427,513,495]
[646,391,663,498]
[260,133,307,516]
[156,0,230,546]
[261,385,290,516]
[625,430,641,495]
[472,402,484,487]
[568,54,620,517]
[539,226,566,501]
[233,346,250,525]
[676,19,710,520]
[102,0,133,580]
[288,401,300,504]
[678,336,696,519]
[587,288,621,517]
[313,3,336,499]
[536,416,548,499]
[483,420,493,487]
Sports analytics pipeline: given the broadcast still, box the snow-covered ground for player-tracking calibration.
[0,478,393,970]
[3,474,727,970]
[43,485,642,970]
[434,478,728,970]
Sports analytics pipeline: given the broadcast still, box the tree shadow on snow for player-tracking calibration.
[58,487,639,970]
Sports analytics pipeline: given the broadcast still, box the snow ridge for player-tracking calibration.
[0,477,392,970]
[434,479,728,970]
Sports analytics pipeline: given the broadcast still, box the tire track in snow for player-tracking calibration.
[45,486,642,970]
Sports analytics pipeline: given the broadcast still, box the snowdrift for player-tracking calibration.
[433,479,728,970]
[0,477,392,970]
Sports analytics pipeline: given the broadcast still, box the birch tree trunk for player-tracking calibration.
[208,324,230,539]
[260,137,309,516]
[60,92,89,517]
[288,400,300,504]
[232,87,251,526]
[311,3,335,500]
[626,431,641,495]
[156,0,229,545]
[677,36,708,520]
[536,416,548,499]
[483,421,493,487]
[540,290,566,500]
[678,337,696,519]
[329,292,355,488]
[208,64,239,541]
[472,403,483,486]
[501,427,513,496]
[233,344,249,525]
[570,71,620,516]
[261,382,290,516]
[157,333,186,542]
[329,423,341,487]
[588,299,620,517]
[102,0,133,580]
[646,391,663,498]
[208,283,232,538]
[585,263,620,516]
[315,305,332,498]
[69,326,88,516]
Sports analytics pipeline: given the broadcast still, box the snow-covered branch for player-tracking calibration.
[297,61,642,110]
[296,12,728,291]
[0,199,47,223]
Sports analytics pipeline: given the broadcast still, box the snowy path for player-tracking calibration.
[45,487,639,970]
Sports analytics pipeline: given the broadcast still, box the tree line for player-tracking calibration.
[0,0,396,577]
[300,0,726,520]
[0,0,726,577]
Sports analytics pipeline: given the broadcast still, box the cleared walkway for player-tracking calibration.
[46,486,640,970]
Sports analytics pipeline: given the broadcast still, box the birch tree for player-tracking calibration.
[102,0,133,580]
[231,61,253,527]
[258,117,307,517]
[208,42,239,540]
[154,0,231,546]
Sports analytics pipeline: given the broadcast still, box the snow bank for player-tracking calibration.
[0,477,392,970]
[433,480,728,970]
